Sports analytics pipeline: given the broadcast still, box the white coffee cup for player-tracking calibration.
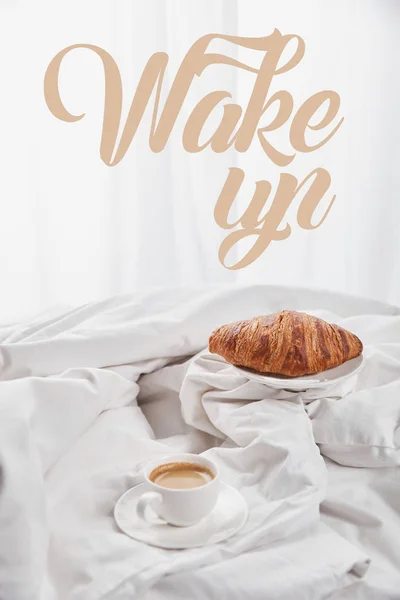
[136,453,220,527]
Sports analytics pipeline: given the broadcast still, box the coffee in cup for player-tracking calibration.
[136,453,220,526]
[149,462,214,490]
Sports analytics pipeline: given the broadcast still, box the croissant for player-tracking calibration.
[208,310,363,377]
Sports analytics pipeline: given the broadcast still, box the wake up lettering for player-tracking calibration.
[44,30,343,269]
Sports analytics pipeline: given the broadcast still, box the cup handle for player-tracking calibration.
[136,492,166,525]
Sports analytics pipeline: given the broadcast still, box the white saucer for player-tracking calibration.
[233,354,364,391]
[114,482,248,549]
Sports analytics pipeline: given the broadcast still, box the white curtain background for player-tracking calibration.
[0,0,399,323]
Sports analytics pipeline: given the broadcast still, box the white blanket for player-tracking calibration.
[1,284,400,600]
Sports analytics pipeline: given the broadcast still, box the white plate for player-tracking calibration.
[233,354,364,391]
[114,481,248,549]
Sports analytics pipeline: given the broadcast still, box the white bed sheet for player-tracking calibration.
[141,380,400,600]
[0,284,399,600]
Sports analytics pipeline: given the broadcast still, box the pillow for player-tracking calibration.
[307,380,400,467]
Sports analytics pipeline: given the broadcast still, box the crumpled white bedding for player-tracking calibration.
[0,284,400,600]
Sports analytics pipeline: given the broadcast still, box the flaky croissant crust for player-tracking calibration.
[208,310,363,377]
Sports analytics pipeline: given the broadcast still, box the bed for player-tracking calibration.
[1,284,399,600]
